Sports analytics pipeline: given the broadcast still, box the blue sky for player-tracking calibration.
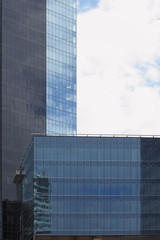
[78,0,99,12]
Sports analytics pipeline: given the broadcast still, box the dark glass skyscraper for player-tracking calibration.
[0,0,77,239]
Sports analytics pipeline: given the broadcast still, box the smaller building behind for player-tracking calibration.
[15,136,160,239]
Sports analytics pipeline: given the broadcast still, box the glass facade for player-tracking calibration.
[46,0,77,135]
[1,0,77,239]
[20,136,160,238]
[2,1,46,239]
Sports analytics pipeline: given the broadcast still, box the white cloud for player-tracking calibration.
[77,0,160,135]
[145,66,160,82]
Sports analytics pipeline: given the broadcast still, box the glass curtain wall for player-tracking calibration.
[2,0,46,238]
[30,136,160,236]
[46,0,77,135]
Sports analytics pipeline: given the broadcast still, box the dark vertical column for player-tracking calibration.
[140,138,160,236]
[0,0,2,239]
[1,0,46,239]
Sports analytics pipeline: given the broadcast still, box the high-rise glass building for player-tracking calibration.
[1,0,77,239]
[46,0,77,135]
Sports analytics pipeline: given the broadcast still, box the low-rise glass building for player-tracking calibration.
[15,136,160,240]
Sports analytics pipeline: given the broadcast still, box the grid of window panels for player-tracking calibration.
[46,0,77,135]
[30,136,160,236]
[2,0,46,238]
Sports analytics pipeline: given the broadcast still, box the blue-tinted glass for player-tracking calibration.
[117,149,124,160]
[84,161,90,177]
[98,144,104,160]
[64,161,70,177]
[20,136,160,236]
[118,180,124,195]
[111,162,118,178]
[46,0,77,135]
[104,148,110,160]
[131,162,137,179]
[77,214,83,231]
[124,162,130,178]
[105,161,111,178]
[98,180,105,195]
[78,197,84,212]
[111,149,117,160]
[124,149,130,160]
[78,161,83,177]
[84,147,90,160]
[36,148,43,160]
[91,161,97,178]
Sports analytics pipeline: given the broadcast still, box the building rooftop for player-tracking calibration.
[31,133,160,138]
